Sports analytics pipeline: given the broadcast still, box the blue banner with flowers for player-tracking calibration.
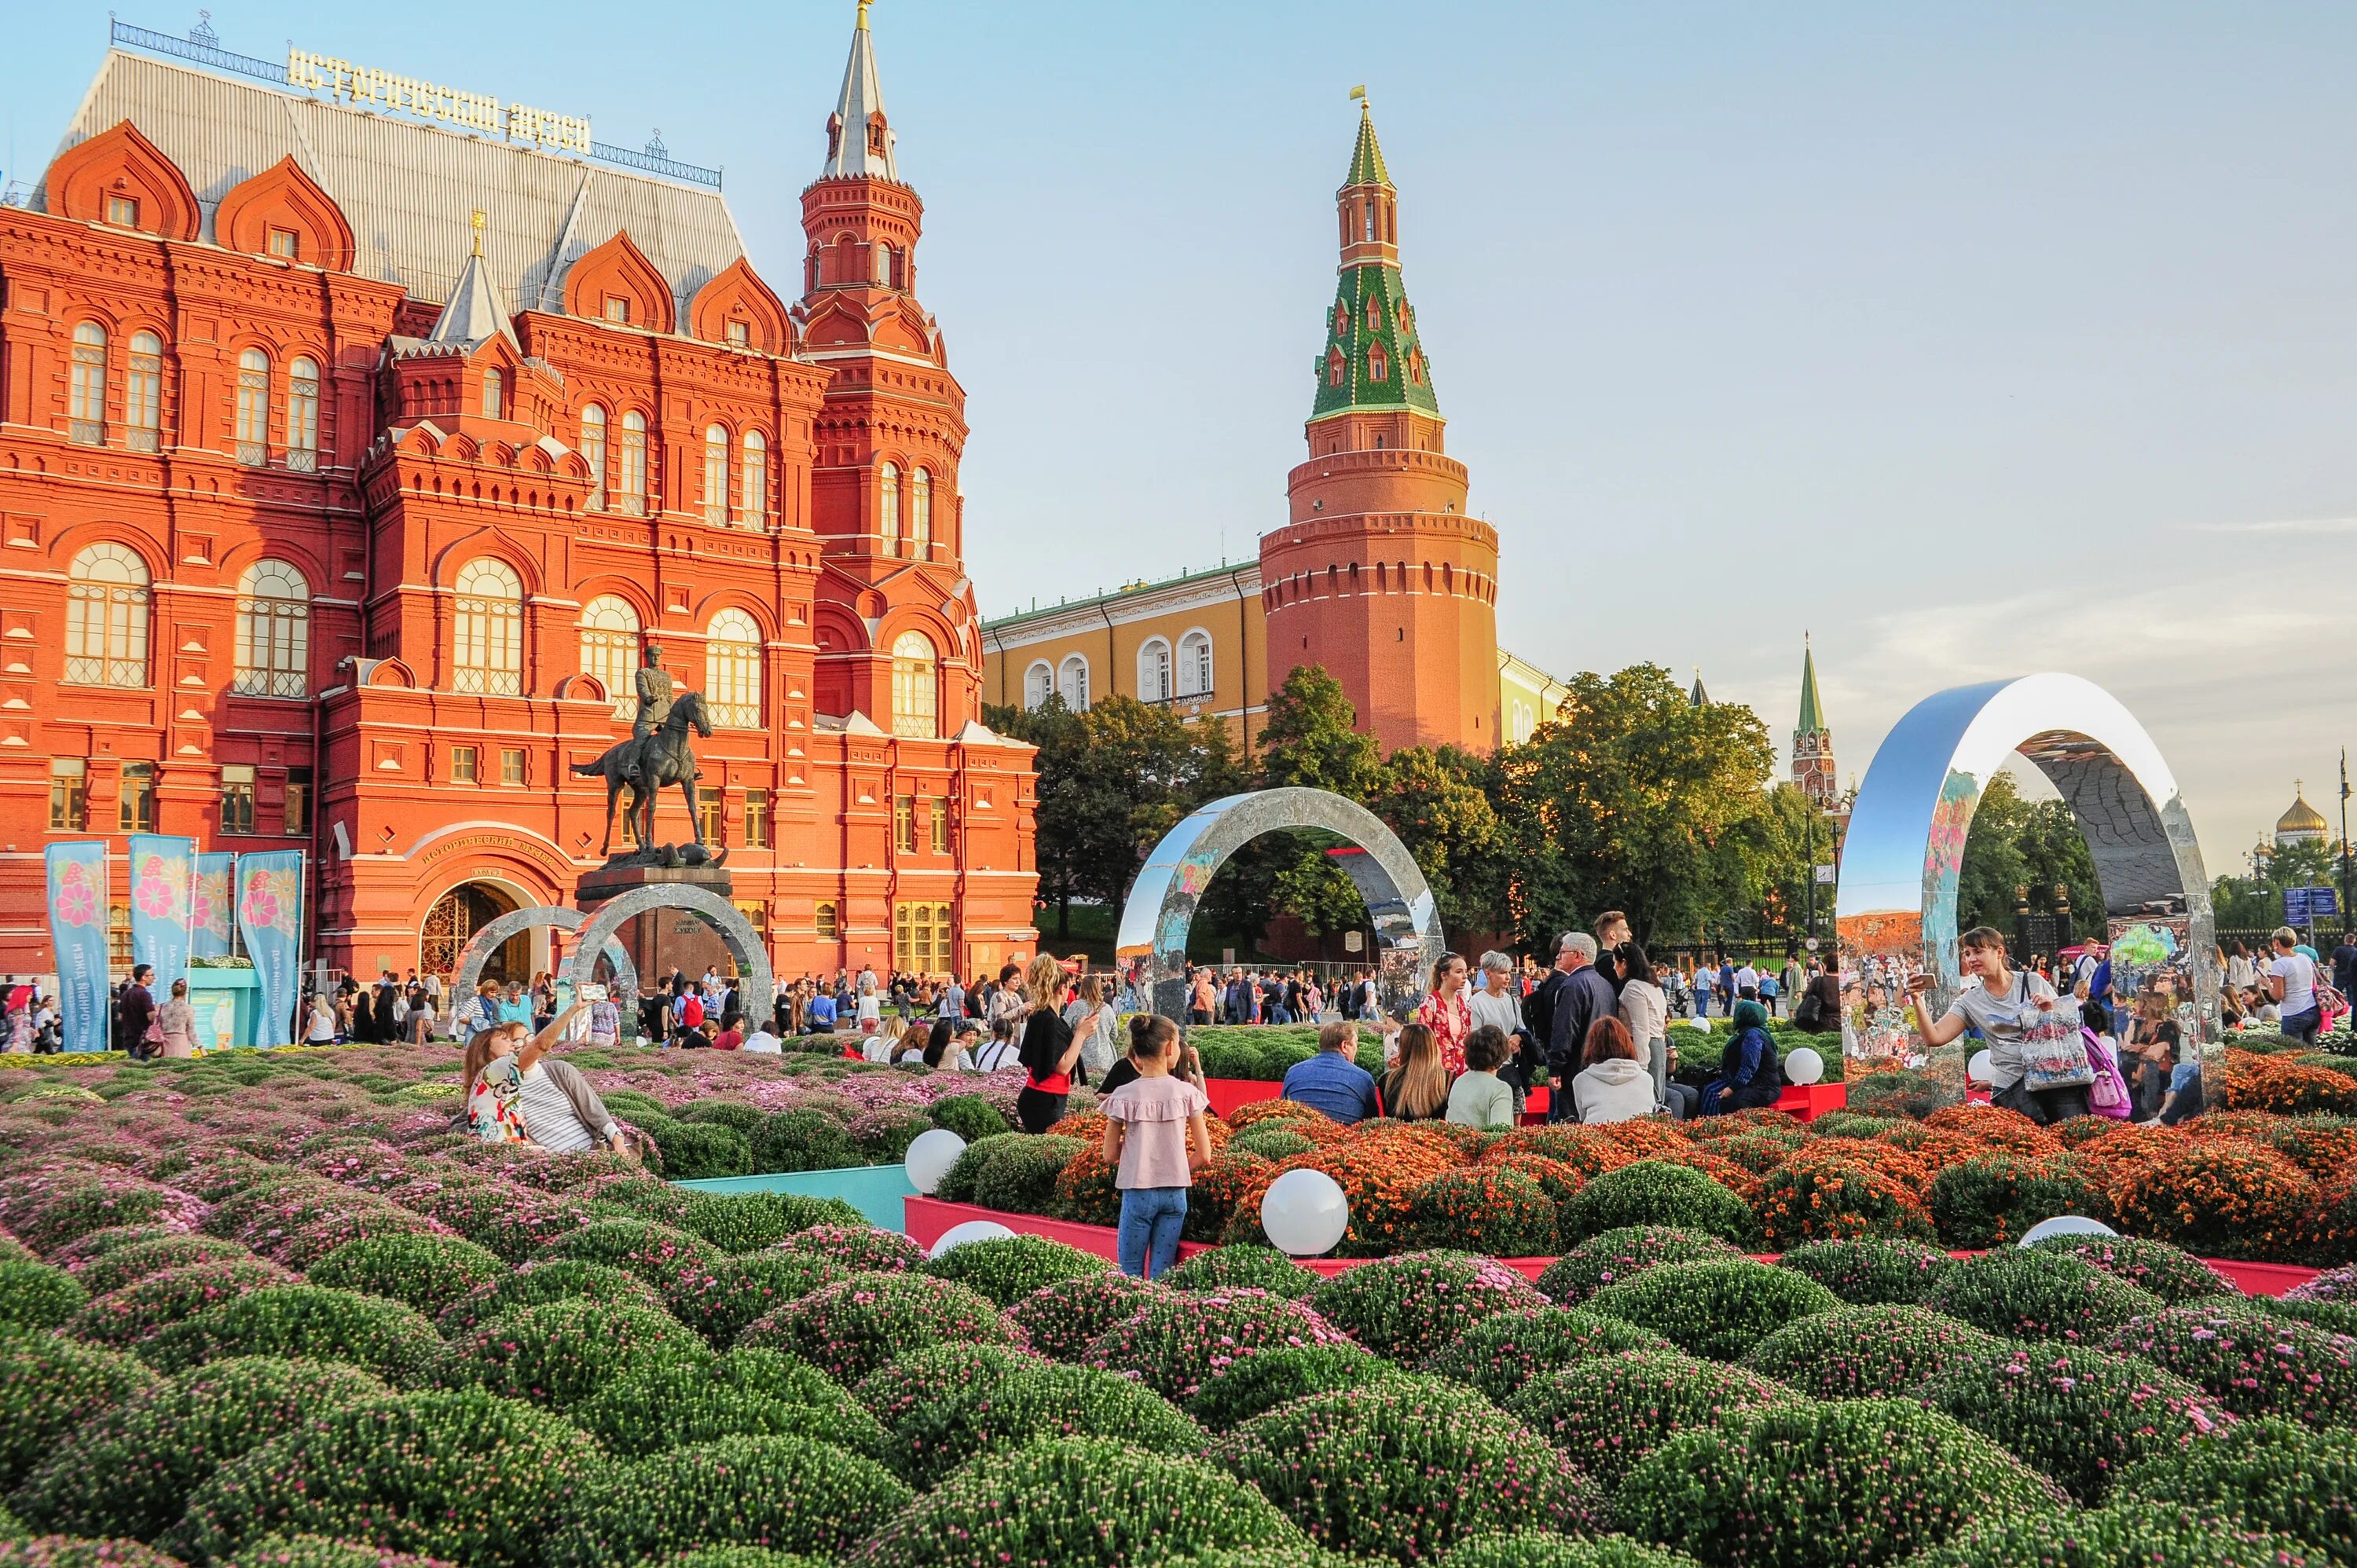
[233,850,304,1047]
[126,833,196,1002]
[44,841,110,1053]
[189,852,236,960]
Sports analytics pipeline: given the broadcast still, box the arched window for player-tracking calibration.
[1334,302,1350,336]
[233,559,310,698]
[1327,348,1345,387]
[1177,630,1214,698]
[577,595,640,721]
[64,543,150,688]
[878,462,900,555]
[1365,297,1382,332]
[1368,344,1388,382]
[703,424,728,526]
[890,630,939,738]
[1137,639,1172,703]
[1022,660,1052,711]
[1057,654,1090,712]
[235,347,269,466]
[453,558,522,695]
[580,405,607,510]
[1406,349,1422,386]
[910,467,932,559]
[286,356,320,471]
[1363,201,1377,243]
[741,431,768,529]
[481,367,503,421]
[706,608,762,729]
[874,242,893,286]
[126,331,163,452]
[69,322,107,445]
[616,411,648,514]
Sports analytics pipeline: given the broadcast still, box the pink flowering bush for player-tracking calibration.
[736,1270,1017,1383]
[2105,1300,2357,1425]
[1505,1349,1791,1486]
[1083,1286,1354,1399]
[1738,1302,2003,1399]
[433,1258,667,1335]
[1534,1226,1743,1306]
[67,1259,293,1347]
[1306,1250,1545,1365]
[569,1350,891,1462]
[303,1235,504,1317]
[0,1332,163,1489]
[662,1251,849,1346]
[1585,1260,1841,1362]
[0,1540,185,1568]
[1420,1304,1671,1401]
[775,1223,924,1273]
[548,1434,911,1568]
[73,1236,255,1298]
[0,1259,89,1330]
[1001,1271,1169,1362]
[136,1284,442,1387]
[441,1295,709,1410]
[1922,1341,2233,1502]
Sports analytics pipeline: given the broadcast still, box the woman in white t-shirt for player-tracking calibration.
[855,973,884,1035]
[304,993,338,1045]
[2268,926,2322,1044]
[1908,925,2088,1125]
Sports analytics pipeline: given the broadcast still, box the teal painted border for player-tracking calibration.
[673,1164,915,1232]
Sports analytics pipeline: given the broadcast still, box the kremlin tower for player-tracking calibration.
[1261,93,1502,755]
[1793,637,1842,812]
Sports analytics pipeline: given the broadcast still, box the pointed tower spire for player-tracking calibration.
[425,232,515,353]
[822,0,898,181]
[1792,636,1838,810]
[1798,634,1826,735]
[1346,87,1391,187]
[1311,88,1439,426]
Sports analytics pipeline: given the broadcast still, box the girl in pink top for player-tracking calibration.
[1100,1014,1212,1279]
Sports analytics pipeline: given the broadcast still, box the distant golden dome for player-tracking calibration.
[2276,782,2329,840]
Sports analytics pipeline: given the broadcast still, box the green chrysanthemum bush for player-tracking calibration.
[1505,1349,1789,1488]
[382,1179,599,1264]
[1211,1380,1604,1563]
[170,1389,605,1568]
[433,1260,665,1336]
[1534,1228,1743,1306]
[0,1335,163,1491]
[1160,1246,1317,1299]
[1926,1153,2107,1248]
[658,1551,821,1568]
[853,1339,1205,1487]
[1584,1260,1839,1363]
[674,1193,860,1256]
[47,1225,182,1272]
[440,1296,710,1411]
[970,1136,1085,1215]
[1769,1237,1952,1306]
[1227,1124,1319,1163]
[570,1350,890,1461]
[1179,1341,1403,1434]
[2261,1292,2357,1337]
[1615,1399,2064,1568]
[134,1287,440,1387]
[1405,1167,1563,1258]
[915,1234,1108,1307]
[1737,1303,2003,1400]
[0,1261,87,1330]
[772,1225,925,1273]
[746,1109,861,1175]
[1559,1162,1755,1246]
[1904,1504,2321,1568]
[930,1133,1021,1204]
[2114,1416,2357,1566]
[641,1121,751,1182]
[1922,1341,2232,1504]
[271,1209,449,1275]
[13,1356,390,1541]
[2023,1234,2238,1303]
[735,1270,1015,1383]
[218,1537,453,1568]
[1420,1306,1672,1403]
[997,1270,1166,1361]
[0,1539,186,1568]
[303,1236,504,1318]
[660,1252,847,1346]
[926,1094,1010,1144]
[1435,1534,1706,1568]
[533,1220,716,1291]
[2105,1301,2357,1425]
[1923,1249,2165,1343]
[852,1437,1310,1568]
[1083,1286,1355,1400]
[73,1236,254,1299]
[68,1262,293,1349]
[1307,1251,1545,1365]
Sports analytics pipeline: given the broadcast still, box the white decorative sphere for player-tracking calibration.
[1259,1167,1350,1258]
[1684,1017,1714,1031]
[2017,1214,2119,1247]
[926,1219,1015,1258]
[1784,1046,1824,1086]
[904,1128,966,1195]
[1967,1049,1994,1085]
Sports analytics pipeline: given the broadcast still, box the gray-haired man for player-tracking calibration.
[1545,933,1621,1123]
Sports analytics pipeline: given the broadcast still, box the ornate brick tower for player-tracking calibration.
[1263,94,1501,755]
[795,0,982,734]
[1793,636,1838,809]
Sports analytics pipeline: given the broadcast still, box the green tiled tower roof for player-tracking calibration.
[1311,102,1438,422]
[1798,639,1827,735]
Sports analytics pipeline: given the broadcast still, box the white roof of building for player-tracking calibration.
[38,49,747,318]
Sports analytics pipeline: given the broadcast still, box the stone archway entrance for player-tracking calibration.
[1114,786,1446,1024]
[421,881,526,980]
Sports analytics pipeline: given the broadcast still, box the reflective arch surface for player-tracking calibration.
[451,906,638,1017]
[564,883,772,1027]
[1114,786,1444,1023]
[1836,672,2216,1039]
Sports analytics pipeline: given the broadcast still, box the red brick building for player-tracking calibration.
[0,12,1039,985]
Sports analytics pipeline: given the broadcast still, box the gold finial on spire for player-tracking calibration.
[1349,84,1368,108]
[856,0,871,29]
[469,208,486,257]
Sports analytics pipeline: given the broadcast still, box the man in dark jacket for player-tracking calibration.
[1523,934,1578,1090]
[115,965,156,1058]
[1546,934,1621,1122]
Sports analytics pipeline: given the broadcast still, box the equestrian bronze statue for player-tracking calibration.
[574,688,715,861]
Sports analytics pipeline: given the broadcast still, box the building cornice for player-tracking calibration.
[984,562,1263,647]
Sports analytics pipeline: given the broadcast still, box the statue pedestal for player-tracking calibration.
[576,862,735,910]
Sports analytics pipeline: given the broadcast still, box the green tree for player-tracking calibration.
[1200,666,1376,941]
[1954,771,2102,933]
[1492,664,1779,950]
[1365,744,1511,939]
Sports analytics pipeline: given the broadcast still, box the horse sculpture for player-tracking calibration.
[573,690,716,860]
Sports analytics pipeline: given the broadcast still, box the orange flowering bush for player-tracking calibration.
[1797,1138,1936,1198]
[2110,1141,2318,1262]
[1585,1117,1692,1160]
[1706,1134,1799,1177]
[1342,1123,1468,1170]
[1049,1142,1122,1228]
[1481,1126,1639,1178]
[1223,1140,1459,1257]
[2069,1123,2194,1196]
[1923,1104,2062,1156]
[1226,1099,1332,1132]
[1047,1111,1108,1142]
[1182,1151,1274,1244]
[1754,1151,1937,1248]
[2218,1053,2357,1117]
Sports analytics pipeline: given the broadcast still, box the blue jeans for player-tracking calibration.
[1116,1186,1188,1279]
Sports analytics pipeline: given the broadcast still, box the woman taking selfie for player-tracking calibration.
[1908,925,2090,1124]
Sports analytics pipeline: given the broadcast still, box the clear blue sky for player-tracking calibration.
[10,1,2355,875]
